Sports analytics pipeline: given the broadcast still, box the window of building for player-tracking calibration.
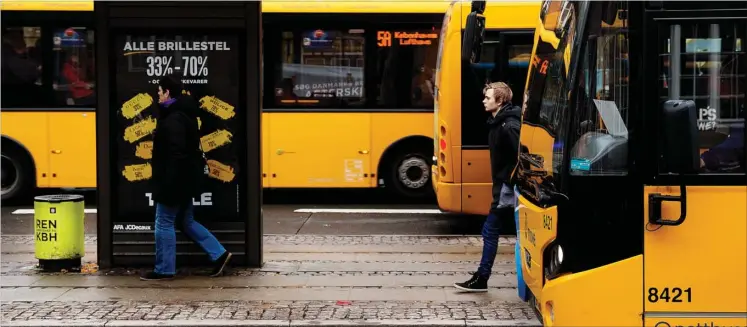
[568,3,630,176]
[273,29,365,108]
[658,20,745,174]
[53,27,96,107]
[373,28,440,109]
[1,26,44,108]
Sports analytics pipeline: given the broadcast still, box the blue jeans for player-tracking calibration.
[154,202,226,275]
[477,183,515,279]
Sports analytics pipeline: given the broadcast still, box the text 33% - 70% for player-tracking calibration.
[145,56,209,77]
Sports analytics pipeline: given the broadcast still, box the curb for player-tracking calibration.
[1,319,542,327]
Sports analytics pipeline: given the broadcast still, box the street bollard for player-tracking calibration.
[33,194,85,272]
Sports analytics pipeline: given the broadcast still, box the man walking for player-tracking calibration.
[454,82,521,292]
[140,75,232,281]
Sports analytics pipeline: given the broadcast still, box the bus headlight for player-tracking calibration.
[546,243,564,278]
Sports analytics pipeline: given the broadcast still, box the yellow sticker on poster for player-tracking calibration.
[207,159,235,183]
[199,96,235,120]
[121,93,153,119]
[200,129,232,152]
[122,163,152,182]
[124,116,157,143]
[135,141,153,159]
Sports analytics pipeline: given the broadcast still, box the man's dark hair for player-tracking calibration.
[158,74,182,97]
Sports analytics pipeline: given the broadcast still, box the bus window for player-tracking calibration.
[373,28,440,109]
[504,36,533,105]
[1,26,43,108]
[519,0,579,197]
[461,31,534,147]
[274,29,365,108]
[568,2,630,176]
[658,20,745,174]
[53,27,96,107]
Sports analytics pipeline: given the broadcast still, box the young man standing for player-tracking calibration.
[140,75,232,281]
[454,82,521,292]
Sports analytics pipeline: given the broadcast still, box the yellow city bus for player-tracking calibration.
[1,0,452,201]
[466,0,746,325]
[432,0,540,215]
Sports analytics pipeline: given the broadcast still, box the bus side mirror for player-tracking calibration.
[661,100,699,174]
[462,2,486,63]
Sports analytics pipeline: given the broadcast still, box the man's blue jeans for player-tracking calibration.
[154,202,226,275]
[477,183,515,279]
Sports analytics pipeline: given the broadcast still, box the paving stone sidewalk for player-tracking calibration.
[0,300,539,326]
[2,235,512,246]
[1,235,535,326]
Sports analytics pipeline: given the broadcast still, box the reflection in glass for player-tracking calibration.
[276,29,365,107]
[516,0,579,204]
[54,27,95,106]
[1,26,43,107]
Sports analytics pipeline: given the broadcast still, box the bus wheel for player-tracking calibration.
[387,150,434,199]
[1,146,33,203]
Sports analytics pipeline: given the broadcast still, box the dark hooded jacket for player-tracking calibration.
[151,95,205,206]
[487,102,522,207]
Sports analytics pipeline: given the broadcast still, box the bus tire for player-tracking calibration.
[384,147,434,199]
[1,140,35,203]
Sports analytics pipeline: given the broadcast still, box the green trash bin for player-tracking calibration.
[33,194,85,271]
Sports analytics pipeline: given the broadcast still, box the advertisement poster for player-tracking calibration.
[113,34,241,228]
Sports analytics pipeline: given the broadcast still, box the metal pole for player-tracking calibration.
[94,1,113,269]
[245,1,264,268]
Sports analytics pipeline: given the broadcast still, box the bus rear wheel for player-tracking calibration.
[386,150,434,199]
[1,147,34,203]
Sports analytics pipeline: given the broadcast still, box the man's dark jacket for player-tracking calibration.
[151,95,204,206]
[487,102,521,211]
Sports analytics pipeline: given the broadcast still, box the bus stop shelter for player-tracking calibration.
[94,1,263,269]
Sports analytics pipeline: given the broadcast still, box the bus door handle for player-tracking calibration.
[358,150,369,154]
[648,184,687,226]
[51,150,62,154]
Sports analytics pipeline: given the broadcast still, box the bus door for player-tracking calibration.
[642,9,747,327]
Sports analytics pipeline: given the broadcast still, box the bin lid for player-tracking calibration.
[34,194,85,203]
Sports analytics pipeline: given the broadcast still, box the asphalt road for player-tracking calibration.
[2,189,512,236]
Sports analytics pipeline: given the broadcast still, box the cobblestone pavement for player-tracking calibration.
[1,261,516,277]
[1,234,535,325]
[1,300,535,321]
[1,235,98,245]
[1,235,514,246]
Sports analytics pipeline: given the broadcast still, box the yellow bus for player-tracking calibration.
[465,0,746,325]
[431,0,540,215]
[1,0,451,201]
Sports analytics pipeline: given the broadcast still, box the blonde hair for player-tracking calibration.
[483,82,513,104]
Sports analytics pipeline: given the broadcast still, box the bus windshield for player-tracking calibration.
[517,0,579,203]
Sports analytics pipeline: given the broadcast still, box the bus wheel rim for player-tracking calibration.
[397,156,429,190]
[1,154,20,196]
